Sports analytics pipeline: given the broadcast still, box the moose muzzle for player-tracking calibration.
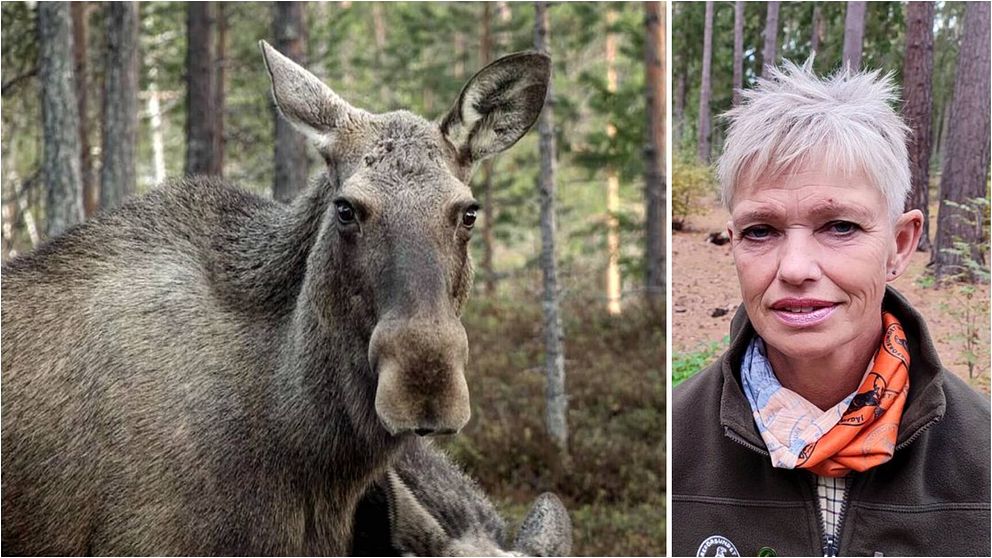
[369,317,471,436]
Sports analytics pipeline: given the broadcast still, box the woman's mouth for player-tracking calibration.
[769,299,837,327]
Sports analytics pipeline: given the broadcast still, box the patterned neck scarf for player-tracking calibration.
[742,311,911,477]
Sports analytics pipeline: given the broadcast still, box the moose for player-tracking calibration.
[1,40,570,555]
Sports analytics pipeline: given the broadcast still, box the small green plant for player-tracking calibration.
[672,336,729,387]
[672,152,717,230]
[931,196,991,385]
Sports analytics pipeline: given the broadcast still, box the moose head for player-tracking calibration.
[260,41,551,437]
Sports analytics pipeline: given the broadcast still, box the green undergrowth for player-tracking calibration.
[672,336,729,387]
[439,293,665,555]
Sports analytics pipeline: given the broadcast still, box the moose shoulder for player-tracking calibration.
[1,41,551,555]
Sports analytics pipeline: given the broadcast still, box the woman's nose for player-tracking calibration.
[776,231,823,285]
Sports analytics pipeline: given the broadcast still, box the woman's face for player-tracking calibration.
[728,167,921,362]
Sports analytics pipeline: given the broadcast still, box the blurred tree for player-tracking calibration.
[479,2,497,295]
[100,1,139,210]
[901,1,935,252]
[185,2,221,176]
[272,1,309,202]
[38,1,83,237]
[842,1,866,69]
[605,8,622,315]
[932,1,990,281]
[732,1,744,106]
[643,0,664,307]
[71,2,97,217]
[534,0,568,456]
[697,1,713,163]
[761,1,780,77]
[811,3,822,55]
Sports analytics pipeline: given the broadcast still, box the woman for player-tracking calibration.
[672,61,990,557]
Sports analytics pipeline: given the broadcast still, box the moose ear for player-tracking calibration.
[383,470,450,556]
[440,51,551,165]
[512,492,572,557]
[259,40,363,145]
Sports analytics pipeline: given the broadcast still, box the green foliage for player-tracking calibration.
[672,336,728,387]
[671,153,717,228]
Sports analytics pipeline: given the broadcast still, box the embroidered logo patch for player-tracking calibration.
[697,535,740,557]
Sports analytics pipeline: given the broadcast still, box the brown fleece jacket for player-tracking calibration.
[673,287,991,557]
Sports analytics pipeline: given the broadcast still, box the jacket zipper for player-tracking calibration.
[894,416,941,451]
[722,426,770,456]
[811,474,853,557]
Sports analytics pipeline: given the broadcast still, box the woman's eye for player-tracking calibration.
[827,221,860,235]
[335,200,356,225]
[462,207,478,229]
[741,225,773,240]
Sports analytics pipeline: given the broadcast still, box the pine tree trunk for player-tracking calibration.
[605,8,622,315]
[732,1,744,106]
[185,2,221,176]
[215,2,227,175]
[272,1,310,202]
[643,1,665,307]
[761,1,780,77]
[697,1,714,163]
[675,63,686,146]
[534,1,568,455]
[100,1,138,210]
[38,1,83,238]
[901,1,935,252]
[811,4,822,55]
[842,1,866,69]
[932,1,991,281]
[71,2,97,218]
[479,3,497,296]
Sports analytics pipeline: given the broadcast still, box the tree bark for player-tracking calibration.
[272,1,310,202]
[811,4,822,55]
[761,1,780,77]
[185,2,221,176]
[534,1,568,455]
[932,1,991,281]
[605,8,622,315]
[38,1,83,238]
[732,1,744,106]
[479,3,497,296]
[697,1,714,162]
[643,1,665,307]
[215,2,227,175]
[901,1,935,252]
[842,1,867,69]
[71,2,97,217]
[100,1,139,210]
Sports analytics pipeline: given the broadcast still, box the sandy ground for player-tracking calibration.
[673,198,991,393]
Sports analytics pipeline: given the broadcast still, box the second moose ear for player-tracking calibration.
[440,52,551,166]
[259,40,364,146]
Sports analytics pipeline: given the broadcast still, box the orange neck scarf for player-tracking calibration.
[798,312,910,477]
[742,311,910,478]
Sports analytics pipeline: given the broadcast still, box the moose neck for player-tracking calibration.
[267,170,402,489]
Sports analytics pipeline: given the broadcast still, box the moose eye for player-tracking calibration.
[462,206,478,229]
[335,200,357,225]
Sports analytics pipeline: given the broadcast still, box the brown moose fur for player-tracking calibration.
[1,43,550,555]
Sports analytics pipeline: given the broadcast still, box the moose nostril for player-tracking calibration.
[414,428,435,437]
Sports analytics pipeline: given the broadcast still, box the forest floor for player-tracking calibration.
[673,197,991,394]
[440,287,664,556]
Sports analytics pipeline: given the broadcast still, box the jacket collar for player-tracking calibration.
[719,286,947,450]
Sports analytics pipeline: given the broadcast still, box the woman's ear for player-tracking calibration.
[887,209,924,281]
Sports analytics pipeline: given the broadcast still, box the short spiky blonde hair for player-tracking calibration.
[718,60,911,222]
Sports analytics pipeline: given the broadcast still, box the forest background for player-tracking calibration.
[1,1,665,555]
[672,1,991,395]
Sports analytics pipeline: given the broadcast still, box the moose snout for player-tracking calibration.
[369,317,471,436]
